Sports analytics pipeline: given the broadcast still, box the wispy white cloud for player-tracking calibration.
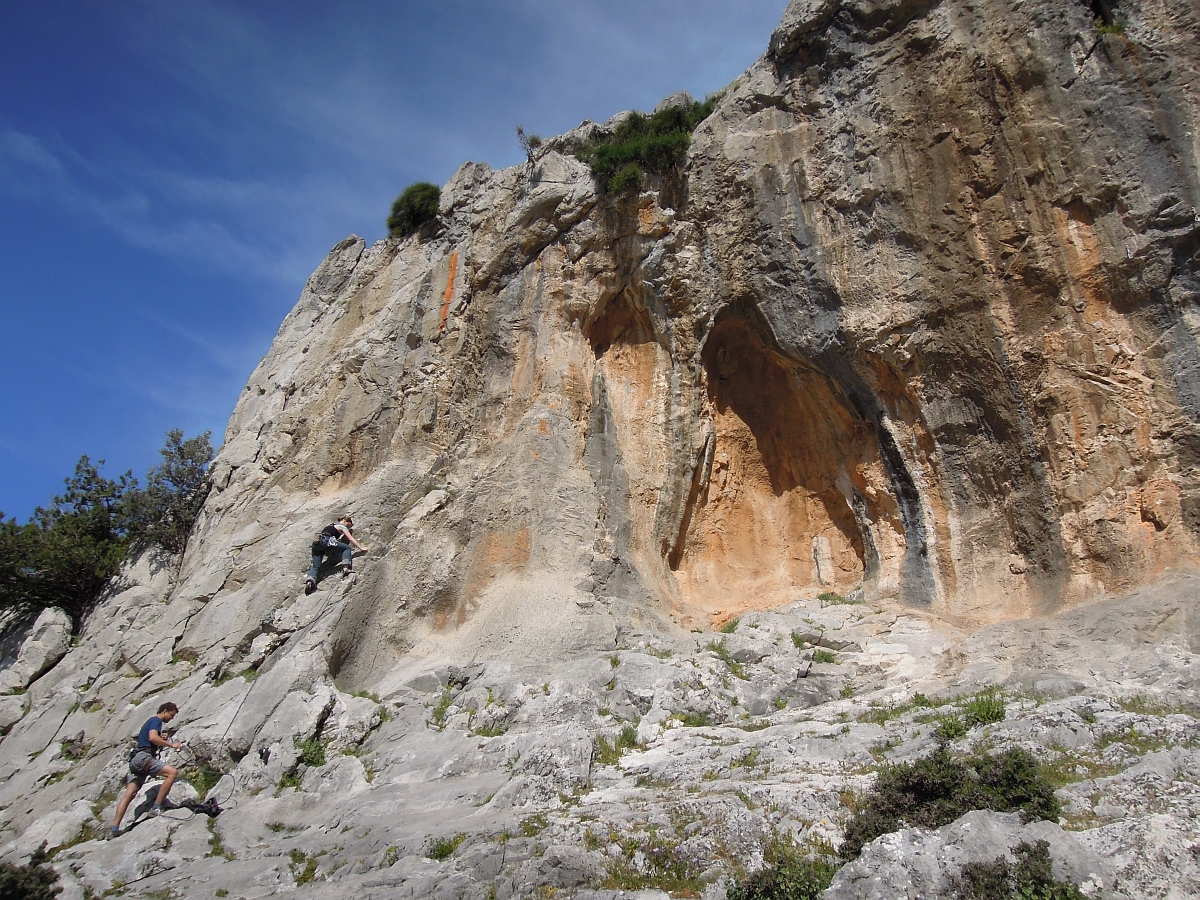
[0,126,354,284]
[3,2,788,290]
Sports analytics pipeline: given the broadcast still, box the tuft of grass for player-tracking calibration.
[720,617,740,634]
[811,648,837,665]
[600,827,707,892]
[594,735,620,766]
[859,692,943,725]
[1117,693,1195,717]
[935,714,968,743]
[839,747,1060,860]
[425,833,467,861]
[519,813,548,837]
[295,737,326,769]
[677,711,711,728]
[594,722,638,768]
[187,766,224,800]
[277,772,303,793]
[289,849,319,884]
[207,819,235,861]
[431,689,455,728]
[707,640,748,679]
[59,738,88,761]
[732,748,762,770]
[816,592,854,607]
[963,690,1006,728]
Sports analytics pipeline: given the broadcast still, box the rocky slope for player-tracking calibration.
[2,0,1200,896]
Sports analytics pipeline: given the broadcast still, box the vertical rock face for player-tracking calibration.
[173,0,1199,690]
[3,3,1200,895]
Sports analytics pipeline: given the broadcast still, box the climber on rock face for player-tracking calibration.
[110,702,183,837]
[306,515,369,594]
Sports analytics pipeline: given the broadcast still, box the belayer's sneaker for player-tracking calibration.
[342,567,353,579]
[108,827,121,840]
[304,579,317,595]
[149,805,162,817]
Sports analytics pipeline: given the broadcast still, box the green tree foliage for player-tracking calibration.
[0,843,62,900]
[0,457,136,625]
[582,95,718,195]
[127,429,213,555]
[387,182,441,237]
[0,430,213,628]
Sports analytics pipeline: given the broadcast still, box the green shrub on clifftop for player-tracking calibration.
[581,95,719,195]
[388,182,441,237]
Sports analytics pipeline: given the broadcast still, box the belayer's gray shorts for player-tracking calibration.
[127,750,167,784]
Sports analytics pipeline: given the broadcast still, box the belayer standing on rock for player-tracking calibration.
[306,515,369,594]
[110,702,183,837]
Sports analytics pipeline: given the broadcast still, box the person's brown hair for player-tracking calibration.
[158,702,179,715]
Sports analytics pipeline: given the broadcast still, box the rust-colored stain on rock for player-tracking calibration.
[434,527,532,631]
[438,251,458,334]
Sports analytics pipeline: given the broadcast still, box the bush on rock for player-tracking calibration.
[388,182,441,237]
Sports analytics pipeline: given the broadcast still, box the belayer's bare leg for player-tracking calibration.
[111,781,140,833]
[153,765,179,808]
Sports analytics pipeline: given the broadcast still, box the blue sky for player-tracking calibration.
[0,0,789,520]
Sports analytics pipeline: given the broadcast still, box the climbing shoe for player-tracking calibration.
[342,567,353,579]
[149,805,162,817]
[108,827,121,840]
[304,579,317,595]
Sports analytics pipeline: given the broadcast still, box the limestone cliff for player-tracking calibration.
[3,1,1200,897]
[188,0,1200,679]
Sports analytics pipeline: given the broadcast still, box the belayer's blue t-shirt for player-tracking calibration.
[138,716,164,751]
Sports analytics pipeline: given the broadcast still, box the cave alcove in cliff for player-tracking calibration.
[667,311,887,618]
